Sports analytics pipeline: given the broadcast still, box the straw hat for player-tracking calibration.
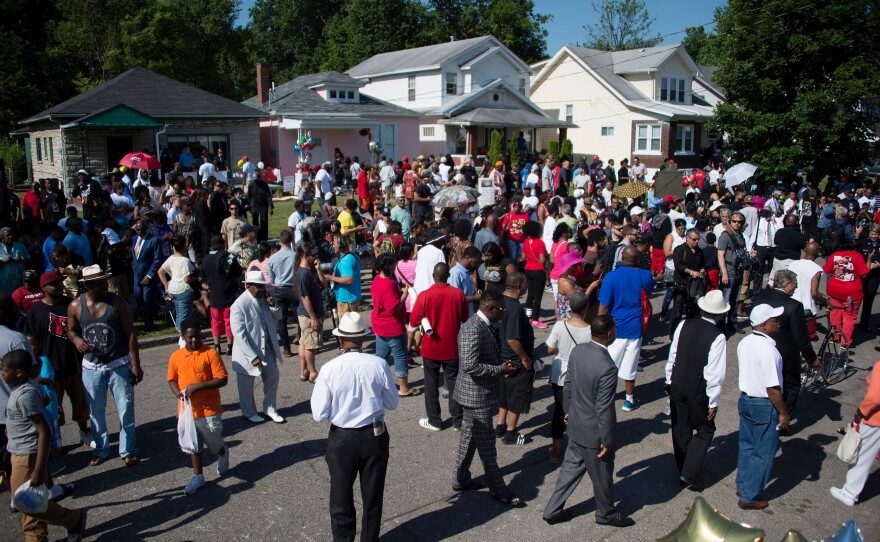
[332,312,371,338]
[697,290,730,315]
[242,270,269,285]
[80,265,111,282]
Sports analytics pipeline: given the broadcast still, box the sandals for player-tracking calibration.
[490,490,524,507]
[123,455,140,467]
[88,456,105,467]
[398,388,423,398]
[299,371,310,382]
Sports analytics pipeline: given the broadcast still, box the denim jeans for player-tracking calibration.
[720,273,743,328]
[170,288,194,332]
[375,333,408,378]
[273,285,298,351]
[82,363,138,459]
[735,394,779,503]
[505,239,523,269]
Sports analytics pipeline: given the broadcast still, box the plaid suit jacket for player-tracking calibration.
[454,313,503,409]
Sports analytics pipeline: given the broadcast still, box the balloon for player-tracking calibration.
[307,129,313,137]
[781,531,808,542]
[307,138,313,144]
[237,159,244,168]
[257,161,265,169]
[294,145,300,153]
[827,520,865,542]
[657,497,765,542]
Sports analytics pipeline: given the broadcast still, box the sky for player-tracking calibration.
[235,0,728,56]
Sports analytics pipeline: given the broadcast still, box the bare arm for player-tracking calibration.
[767,386,789,430]
[506,339,532,370]
[597,303,609,316]
[116,297,143,383]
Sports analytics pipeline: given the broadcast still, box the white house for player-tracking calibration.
[530,44,724,173]
[347,36,571,161]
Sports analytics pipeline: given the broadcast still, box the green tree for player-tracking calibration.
[681,25,720,66]
[712,0,880,179]
[582,0,661,51]
[487,130,503,166]
[547,140,559,159]
[508,138,521,168]
[560,139,573,162]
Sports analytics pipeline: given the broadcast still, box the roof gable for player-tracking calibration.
[433,79,548,118]
[20,67,265,125]
[347,36,491,78]
[69,104,162,128]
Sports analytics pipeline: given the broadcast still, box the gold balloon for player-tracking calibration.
[658,497,765,542]
[781,531,808,542]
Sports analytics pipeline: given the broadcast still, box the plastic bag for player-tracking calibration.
[14,480,48,514]
[836,422,861,464]
[177,398,199,454]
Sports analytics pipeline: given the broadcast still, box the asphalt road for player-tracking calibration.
[2,286,879,542]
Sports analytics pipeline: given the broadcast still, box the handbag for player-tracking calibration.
[836,422,862,464]
[177,398,200,454]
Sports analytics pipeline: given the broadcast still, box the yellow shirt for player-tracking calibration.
[338,210,357,245]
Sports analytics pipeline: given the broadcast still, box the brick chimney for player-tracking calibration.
[257,63,270,106]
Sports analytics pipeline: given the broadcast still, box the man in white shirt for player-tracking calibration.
[413,230,447,299]
[573,164,590,190]
[287,200,308,246]
[630,157,647,182]
[542,158,554,193]
[708,164,721,186]
[665,290,728,491]
[786,242,824,339]
[314,162,334,204]
[740,196,759,251]
[198,159,216,185]
[524,165,540,194]
[735,304,788,511]
[438,156,451,183]
[241,156,257,184]
[310,312,398,542]
[380,161,396,203]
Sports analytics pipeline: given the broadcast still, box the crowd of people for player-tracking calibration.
[1,150,880,541]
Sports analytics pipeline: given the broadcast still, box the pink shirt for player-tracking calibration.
[394,259,417,312]
[549,241,570,279]
[370,275,406,337]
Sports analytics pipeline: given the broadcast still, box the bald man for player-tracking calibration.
[597,246,656,412]
[787,242,826,341]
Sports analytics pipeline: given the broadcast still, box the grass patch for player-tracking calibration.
[134,319,178,340]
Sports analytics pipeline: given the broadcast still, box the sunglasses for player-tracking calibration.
[731,220,744,224]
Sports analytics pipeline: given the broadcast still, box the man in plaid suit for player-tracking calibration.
[452,290,522,506]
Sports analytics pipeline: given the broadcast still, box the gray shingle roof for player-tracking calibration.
[567,46,645,101]
[346,36,492,78]
[242,72,420,117]
[438,108,574,128]
[609,45,680,74]
[20,67,265,124]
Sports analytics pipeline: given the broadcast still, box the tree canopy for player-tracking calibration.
[582,0,661,51]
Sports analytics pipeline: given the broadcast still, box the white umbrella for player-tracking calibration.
[723,162,758,188]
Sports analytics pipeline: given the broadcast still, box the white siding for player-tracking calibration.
[464,53,526,93]
[358,72,443,112]
[624,73,655,100]
[658,53,695,104]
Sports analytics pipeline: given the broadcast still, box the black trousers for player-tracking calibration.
[325,425,389,542]
[422,358,461,428]
[669,386,715,481]
[668,287,697,336]
[751,246,775,295]
[252,211,270,241]
[273,286,299,351]
[524,268,546,319]
[782,375,801,417]
[860,275,879,330]
[550,383,566,440]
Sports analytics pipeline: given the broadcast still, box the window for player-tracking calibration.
[636,124,662,153]
[518,77,526,95]
[48,138,53,163]
[660,77,686,103]
[329,90,337,99]
[600,126,615,137]
[35,138,41,161]
[347,91,355,100]
[565,104,573,123]
[676,124,694,154]
[446,72,457,95]
[408,76,415,101]
[422,126,435,137]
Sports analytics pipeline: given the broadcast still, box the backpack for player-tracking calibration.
[821,221,846,256]
[377,235,396,256]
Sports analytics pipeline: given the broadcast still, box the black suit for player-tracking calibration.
[753,289,816,414]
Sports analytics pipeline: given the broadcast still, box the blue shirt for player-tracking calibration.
[43,237,58,271]
[267,246,296,286]
[447,263,474,315]
[179,151,194,168]
[334,253,361,303]
[62,232,92,266]
[597,266,654,339]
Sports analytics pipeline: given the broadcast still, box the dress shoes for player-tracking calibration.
[737,499,769,510]
[596,513,635,527]
[678,476,703,492]
[543,510,572,525]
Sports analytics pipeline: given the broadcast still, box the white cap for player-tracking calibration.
[573,189,584,198]
[257,161,265,169]
[324,191,334,201]
[440,157,447,163]
[76,169,89,176]
[749,304,784,327]
[708,200,723,211]
[629,206,644,215]
[531,164,539,172]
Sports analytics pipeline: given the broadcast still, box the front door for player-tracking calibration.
[106,136,133,170]
[381,124,396,162]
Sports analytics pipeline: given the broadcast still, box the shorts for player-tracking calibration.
[608,337,642,381]
[191,414,224,455]
[336,301,360,320]
[738,269,751,301]
[498,365,535,414]
[298,315,324,350]
[210,306,232,337]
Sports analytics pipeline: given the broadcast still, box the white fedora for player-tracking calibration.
[332,312,371,338]
[80,264,111,282]
[242,270,269,285]
[696,290,730,315]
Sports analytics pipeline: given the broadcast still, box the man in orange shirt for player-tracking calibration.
[167,318,230,495]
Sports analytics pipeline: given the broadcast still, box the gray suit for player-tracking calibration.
[544,341,619,523]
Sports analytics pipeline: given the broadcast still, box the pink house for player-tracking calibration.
[242,65,421,181]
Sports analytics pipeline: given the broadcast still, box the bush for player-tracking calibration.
[560,139,573,162]
[0,137,27,184]
[487,130,503,166]
[508,137,521,169]
[547,140,559,159]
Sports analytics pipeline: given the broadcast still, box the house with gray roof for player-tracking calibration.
[15,67,265,189]
[243,65,421,180]
[530,44,725,174]
[347,35,572,161]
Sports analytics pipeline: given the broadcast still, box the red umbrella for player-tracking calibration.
[118,152,160,170]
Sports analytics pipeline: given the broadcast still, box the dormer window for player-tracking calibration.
[327,88,358,103]
[660,77,687,103]
[446,72,458,95]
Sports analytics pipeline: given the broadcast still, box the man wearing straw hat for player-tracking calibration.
[664,289,729,492]
[311,312,398,542]
[67,264,143,467]
[230,270,284,424]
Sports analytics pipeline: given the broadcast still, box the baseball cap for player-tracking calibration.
[662,195,676,204]
[749,304,784,327]
[708,200,723,211]
[495,161,504,167]
[629,206,644,215]
[40,270,64,288]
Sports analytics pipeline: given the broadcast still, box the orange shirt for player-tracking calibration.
[167,344,228,419]
[859,360,880,426]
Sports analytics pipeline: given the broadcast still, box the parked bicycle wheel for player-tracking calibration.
[800,362,818,392]
[820,336,849,385]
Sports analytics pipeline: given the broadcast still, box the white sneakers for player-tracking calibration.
[419,418,441,432]
[265,408,285,423]
[830,487,855,506]
[184,474,205,495]
[217,449,229,475]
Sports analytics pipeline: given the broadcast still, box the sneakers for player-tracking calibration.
[419,418,441,432]
[265,408,286,423]
[830,486,855,506]
[494,424,508,438]
[49,457,67,477]
[407,357,421,369]
[79,430,95,449]
[217,449,229,475]
[245,414,265,423]
[622,399,640,412]
[184,474,205,495]
[66,509,87,541]
[502,431,531,445]
[530,319,548,329]
[544,284,553,292]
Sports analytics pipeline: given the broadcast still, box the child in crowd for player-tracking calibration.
[26,334,66,477]
[3,349,87,540]
[167,318,230,495]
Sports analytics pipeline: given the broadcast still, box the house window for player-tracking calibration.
[660,77,686,103]
[601,126,615,137]
[636,124,662,153]
[35,138,41,161]
[422,126,435,137]
[408,76,416,101]
[518,77,526,95]
[48,138,53,163]
[329,90,337,99]
[565,104,573,123]
[676,124,694,154]
[446,72,457,95]
[347,91,355,100]
[44,138,49,162]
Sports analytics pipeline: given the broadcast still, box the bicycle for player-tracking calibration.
[814,297,854,386]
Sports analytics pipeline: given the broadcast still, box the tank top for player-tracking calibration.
[484,258,512,293]
[79,293,129,365]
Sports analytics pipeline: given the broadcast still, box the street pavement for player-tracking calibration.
[2,284,879,541]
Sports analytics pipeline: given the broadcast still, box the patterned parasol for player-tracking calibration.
[433,185,481,208]
[612,182,651,198]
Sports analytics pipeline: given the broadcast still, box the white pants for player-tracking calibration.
[840,422,880,502]
[235,360,280,417]
[608,337,642,381]
[551,279,559,298]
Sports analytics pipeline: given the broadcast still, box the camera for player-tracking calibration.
[736,254,759,273]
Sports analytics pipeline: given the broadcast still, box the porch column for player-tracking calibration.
[466,126,477,157]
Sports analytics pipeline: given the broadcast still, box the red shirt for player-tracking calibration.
[22,191,43,218]
[409,283,468,360]
[522,238,547,271]
[370,275,406,337]
[823,250,869,301]
[357,170,369,199]
[501,212,530,242]
[12,287,45,314]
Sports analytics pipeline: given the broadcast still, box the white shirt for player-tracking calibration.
[546,320,592,386]
[288,211,307,245]
[525,172,540,191]
[668,208,685,223]
[740,205,759,251]
[242,161,257,181]
[573,173,590,189]
[788,259,823,315]
[542,215,558,252]
[413,244,446,297]
[380,165,396,187]
[438,163,451,182]
[315,168,333,195]
[737,332,783,398]
[708,169,721,185]
[310,351,399,428]
[665,318,727,408]
[631,163,647,181]
[754,217,778,248]
[601,188,613,203]
[199,162,216,183]
[783,198,796,215]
